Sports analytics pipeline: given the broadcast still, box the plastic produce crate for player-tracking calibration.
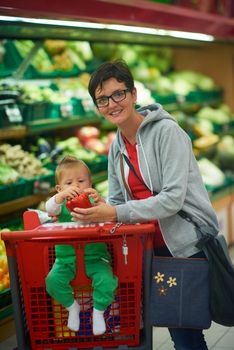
[21,102,50,123]
[0,178,26,204]
[0,288,13,321]
[2,212,155,350]
[25,171,55,196]
[0,288,11,309]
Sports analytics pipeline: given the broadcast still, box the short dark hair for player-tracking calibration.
[88,60,134,104]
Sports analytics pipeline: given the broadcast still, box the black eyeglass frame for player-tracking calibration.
[95,88,131,108]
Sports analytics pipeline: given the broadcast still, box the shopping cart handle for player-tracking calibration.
[1,223,155,242]
[1,211,155,242]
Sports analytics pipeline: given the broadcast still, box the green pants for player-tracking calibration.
[45,243,118,310]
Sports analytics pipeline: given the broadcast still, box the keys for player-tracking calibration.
[122,234,128,265]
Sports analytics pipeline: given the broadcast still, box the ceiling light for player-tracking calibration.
[0,15,214,42]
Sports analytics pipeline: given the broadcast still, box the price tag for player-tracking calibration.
[5,104,23,123]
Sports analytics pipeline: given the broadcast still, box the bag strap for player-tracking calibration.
[122,153,155,193]
[119,153,134,200]
[120,152,199,228]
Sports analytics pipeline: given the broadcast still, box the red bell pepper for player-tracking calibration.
[65,193,92,212]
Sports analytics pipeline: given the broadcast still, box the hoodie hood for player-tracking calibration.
[137,103,176,124]
[115,103,176,152]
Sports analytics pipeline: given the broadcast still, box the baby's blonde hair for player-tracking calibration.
[55,155,91,185]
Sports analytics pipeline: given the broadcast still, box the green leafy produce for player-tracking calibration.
[57,137,97,162]
[169,70,216,92]
[0,144,49,179]
[14,40,53,73]
[197,106,230,124]
[197,158,225,187]
[217,136,234,171]
[0,162,19,185]
[95,180,108,198]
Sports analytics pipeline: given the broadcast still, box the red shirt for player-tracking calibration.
[123,135,165,248]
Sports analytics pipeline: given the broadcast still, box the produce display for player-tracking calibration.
[197,158,225,187]
[13,40,93,74]
[0,162,19,185]
[216,135,234,171]
[196,104,233,126]
[0,38,234,322]
[0,38,234,230]
[0,144,50,180]
[76,126,116,155]
[0,230,10,292]
[95,180,108,199]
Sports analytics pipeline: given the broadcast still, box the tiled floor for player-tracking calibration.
[1,323,234,350]
[153,323,234,349]
[1,246,234,350]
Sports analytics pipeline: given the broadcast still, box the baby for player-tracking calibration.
[45,155,118,335]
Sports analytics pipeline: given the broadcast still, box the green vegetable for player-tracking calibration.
[0,162,19,185]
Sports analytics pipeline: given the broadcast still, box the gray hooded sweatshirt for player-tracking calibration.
[107,103,219,257]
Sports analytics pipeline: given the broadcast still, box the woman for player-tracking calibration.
[71,59,219,349]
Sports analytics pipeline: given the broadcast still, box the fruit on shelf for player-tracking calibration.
[0,232,10,292]
[66,193,92,212]
[76,127,115,155]
[76,126,100,143]
[84,138,106,155]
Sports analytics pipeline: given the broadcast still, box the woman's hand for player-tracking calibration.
[71,202,117,223]
[84,188,105,205]
[48,214,59,223]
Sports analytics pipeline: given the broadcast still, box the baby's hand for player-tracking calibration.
[55,187,80,204]
[84,188,105,205]
[48,214,59,223]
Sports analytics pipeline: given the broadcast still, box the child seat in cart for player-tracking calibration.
[2,211,155,350]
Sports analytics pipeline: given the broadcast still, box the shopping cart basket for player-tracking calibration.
[2,211,155,350]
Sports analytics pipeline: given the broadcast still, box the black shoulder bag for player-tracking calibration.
[120,153,234,328]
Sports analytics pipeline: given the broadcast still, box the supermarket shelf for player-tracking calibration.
[26,116,100,135]
[0,172,107,217]
[0,1,234,43]
[0,116,101,139]
[0,126,26,140]
[0,191,55,217]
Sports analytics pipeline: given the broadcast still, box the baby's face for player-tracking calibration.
[59,165,91,192]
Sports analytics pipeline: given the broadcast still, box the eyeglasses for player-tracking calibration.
[95,89,130,108]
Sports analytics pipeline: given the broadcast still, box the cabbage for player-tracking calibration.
[0,162,19,185]
[197,158,225,187]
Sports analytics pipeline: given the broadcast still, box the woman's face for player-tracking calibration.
[95,78,137,126]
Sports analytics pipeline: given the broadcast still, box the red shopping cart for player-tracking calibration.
[2,211,155,350]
